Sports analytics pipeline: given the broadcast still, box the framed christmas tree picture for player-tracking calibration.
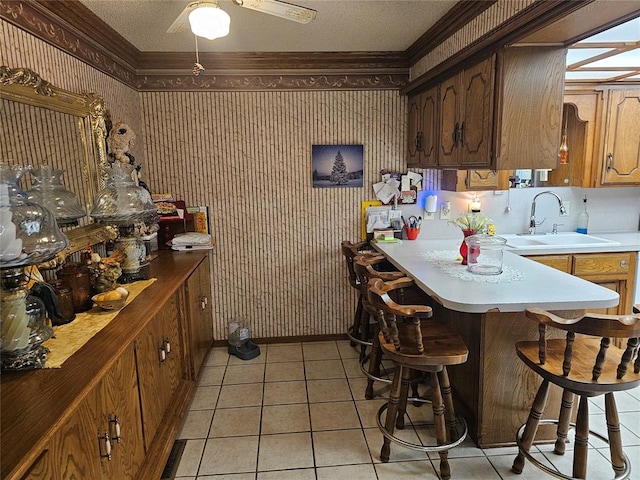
[311,144,364,188]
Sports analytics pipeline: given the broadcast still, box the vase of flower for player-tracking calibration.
[459,229,478,265]
[449,211,492,265]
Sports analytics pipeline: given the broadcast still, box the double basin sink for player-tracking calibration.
[500,232,620,249]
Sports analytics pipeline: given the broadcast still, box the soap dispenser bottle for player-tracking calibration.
[576,196,589,234]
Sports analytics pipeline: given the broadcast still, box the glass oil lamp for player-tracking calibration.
[90,163,157,283]
[27,166,86,226]
[1,164,70,370]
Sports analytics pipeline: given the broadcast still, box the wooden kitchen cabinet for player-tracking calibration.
[600,90,640,185]
[439,56,494,168]
[407,47,566,172]
[441,169,510,191]
[1,252,211,480]
[526,251,636,315]
[135,292,184,452]
[185,254,213,379]
[406,86,438,167]
[22,346,144,480]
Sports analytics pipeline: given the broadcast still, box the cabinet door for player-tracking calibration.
[136,294,183,451]
[459,57,495,167]
[96,345,145,479]
[187,255,213,379]
[439,74,461,166]
[31,395,101,480]
[406,93,422,166]
[601,90,640,185]
[32,347,143,480]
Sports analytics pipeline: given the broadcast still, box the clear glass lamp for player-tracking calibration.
[90,163,158,283]
[26,166,86,226]
[0,163,70,370]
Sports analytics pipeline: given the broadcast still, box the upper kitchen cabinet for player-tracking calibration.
[439,57,495,168]
[494,46,567,170]
[406,47,567,171]
[600,90,640,185]
[406,86,438,167]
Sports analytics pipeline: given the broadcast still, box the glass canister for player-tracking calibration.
[464,234,507,275]
[56,262,94,312]
[51,279,76,325]
[27,166,86,226]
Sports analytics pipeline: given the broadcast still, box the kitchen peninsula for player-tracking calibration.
[372,238,619,447]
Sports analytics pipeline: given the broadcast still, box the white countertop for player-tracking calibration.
[372,238,620,314]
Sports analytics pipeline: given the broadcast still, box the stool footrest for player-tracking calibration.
[359,354,393,385]
[515,419,631,480]
[376,403,467,454]
[347,326,373,347]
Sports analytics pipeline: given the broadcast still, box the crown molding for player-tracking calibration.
[1,0,412,91]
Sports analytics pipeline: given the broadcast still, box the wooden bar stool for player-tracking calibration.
[341,240,378,356]
[512,306,640,480]
[368,277,469,480]
[353,255,404,398]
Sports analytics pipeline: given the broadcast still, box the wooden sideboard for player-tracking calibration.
[0,251,213,480]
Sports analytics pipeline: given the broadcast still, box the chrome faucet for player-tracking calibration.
[528,191,567,235]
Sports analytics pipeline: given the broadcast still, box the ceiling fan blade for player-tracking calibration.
[167,1,200,34]
[232,0,317,24]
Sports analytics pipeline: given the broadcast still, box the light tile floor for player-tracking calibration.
[174,340,640,479]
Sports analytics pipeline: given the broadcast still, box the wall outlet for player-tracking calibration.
[440,203,451,220]
[561,200,570,216]
[424,211,435,221]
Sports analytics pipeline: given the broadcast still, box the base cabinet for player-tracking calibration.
[136,292,184,451]
[185,254,213,379]
[23,346,144,480]
[1,252,212,480]
[526,251,636,315]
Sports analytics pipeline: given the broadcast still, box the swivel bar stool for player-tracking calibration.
[512,306,640,479]
[341,240,378,358]
[368,277,469,480]
[353,255,404,399]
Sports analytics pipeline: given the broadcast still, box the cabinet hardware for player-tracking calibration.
[453,122,459,145]
[159,344,166,363]
[415,131,424,152]
[606,153,613,170]
[459,121,465,145]
[109,415,121,443]
[163,337,172,355]
[200,296,208,310]
[620,260,628,268]
[98,431,112,460]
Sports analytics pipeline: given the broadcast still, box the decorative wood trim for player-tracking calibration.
[406,0,498,65]
[402,0,595,96]
[137,51,409,72]
[135,72,408,92]
[0,0,138,87]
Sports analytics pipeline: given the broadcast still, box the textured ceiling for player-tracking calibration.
[78,0,458,53]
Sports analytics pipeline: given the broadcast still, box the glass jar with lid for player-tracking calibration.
[27,166,86,226]
[464,234,507,275]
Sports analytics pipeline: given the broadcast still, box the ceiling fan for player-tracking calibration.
[167,0,317,38]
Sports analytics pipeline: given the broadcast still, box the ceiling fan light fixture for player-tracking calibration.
[188,2,231,40]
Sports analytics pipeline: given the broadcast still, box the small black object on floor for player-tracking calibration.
[160,439,186,480]
[228,340,261,360]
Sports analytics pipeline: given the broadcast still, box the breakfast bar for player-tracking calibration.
[372,238,619,447]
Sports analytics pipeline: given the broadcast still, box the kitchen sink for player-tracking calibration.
[501,232,620,249]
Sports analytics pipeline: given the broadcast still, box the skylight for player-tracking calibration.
[566,16,640,83]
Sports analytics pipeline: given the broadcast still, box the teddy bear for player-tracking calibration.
[106,121,151,194]
[107,121,136,166]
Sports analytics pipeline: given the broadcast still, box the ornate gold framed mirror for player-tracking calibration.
[1,66,116,258]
